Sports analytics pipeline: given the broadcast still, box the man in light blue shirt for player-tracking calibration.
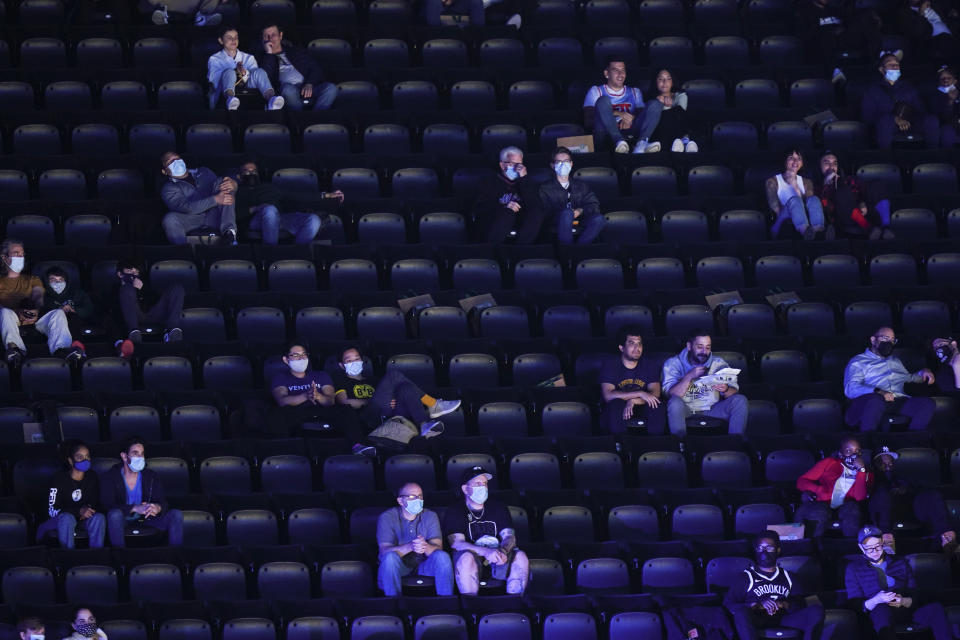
[661,333,748,435]
[843,326,936,431]
[376,482,453,596]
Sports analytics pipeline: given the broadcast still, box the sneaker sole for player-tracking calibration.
[430,400,461,418]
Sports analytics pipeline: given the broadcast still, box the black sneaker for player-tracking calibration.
[5,346,24,368]
[163,327,183,343]
[128,329,143,344]
[222,228,238,245]
[59,346,86,366]
[352,443,377,457]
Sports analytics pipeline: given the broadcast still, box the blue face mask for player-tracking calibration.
[470,486,488,504]
[885,69,901,83]
[504,166,519,181]
[129,456,145,472]
[404,499,423,515]
[74,459,91,472]
[939,84,955,93]
[167,159,187,177]
[554,162,572,178]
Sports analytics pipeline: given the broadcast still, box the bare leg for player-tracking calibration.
[455,552,479,595]
[505,550,529,594]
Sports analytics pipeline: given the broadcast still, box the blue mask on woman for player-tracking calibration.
[74,460,91,472]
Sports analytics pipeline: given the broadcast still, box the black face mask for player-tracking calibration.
[935,343,955,363]
[876,341,895,357]
[757,551,777,567]
[241,173,260,186]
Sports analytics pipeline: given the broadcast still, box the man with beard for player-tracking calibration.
[724,531,825,640]
[846,525,953,640]
[471,147,545,244]
[869,445,957,554]
[794,436,873,537]
[661,333,748,436]
[816,151,893,239]
[843,326,936,431]
[599,325,664,434]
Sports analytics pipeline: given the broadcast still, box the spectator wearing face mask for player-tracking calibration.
[63,608,106,640]
[843,326,936,431]
[233,161,337,245]
[36,440,105,549]
[472,147,545,243]
[862,52,940,148]
[332,347,461,446]
[376,482,454,596]
[930,337,960,395]
[794,436,873,537]
[41,266,97,336]
[539,147,604,245]
[18,618,45,640]
[928,66,960,146]
[271,343,371,453]
[101,437,183,547]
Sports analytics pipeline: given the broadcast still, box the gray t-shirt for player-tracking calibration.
[376,506,443,566]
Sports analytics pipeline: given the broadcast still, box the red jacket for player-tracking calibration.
[796,457,873,503]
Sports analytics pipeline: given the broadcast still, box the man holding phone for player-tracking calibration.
[113,258,184,345]
[0,238,85,368]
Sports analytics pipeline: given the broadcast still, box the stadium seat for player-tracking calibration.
[414,615,467,640]
[321,561,373,597]
[902,300,951,336]
[576,557,629,594]
[734,503,787,537]
[418,307,469,340]
[422,38,468,68]
[194,562,247,601]
[203,356,254,391]
[573,452,624,489]
[510,453,561,491]
[754,255,803,289]
[477,613,532,640]
[226,510,278,546]
[2,567,55,605]
[641,557,695,594]
[47,81,92,111]
[868,253,917,286]
[649,37,694,66]
[812,254,861,287]
[129,564,182,602]
[200,456,253,494]
[735,79,781,108]
[261,455,312,493]
[330,260,380,291]
[661,211,709,242]
[288,508,341,546]
[109,406,161,441]
[144,357,195,392]
[480,306,530,338]
[702,450,753,488]
[351,616,403,640]
[515,259,563,291]
[356,307,406,340]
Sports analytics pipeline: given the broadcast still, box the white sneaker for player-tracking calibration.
[226,96,240,110]
[266,95,285,110]
[645,141,661,153]
[429,399,461,418]
[194,11,222,25]
[420,420,445,438]
[506,13,522,27]
[632,139,649,153]
[614,140,630,153]
[684,140,699,152]
[151,5,169,23]
[671,138,684,152]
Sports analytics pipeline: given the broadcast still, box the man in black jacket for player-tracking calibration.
[112,258,184,344]
[259,25,336,111]
[471,146,545,243]
[538,146,604,244]
[101,437,183,547]
[845,525,952,640]
[724,531,824,640]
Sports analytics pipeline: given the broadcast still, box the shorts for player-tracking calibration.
[453,548,518,581]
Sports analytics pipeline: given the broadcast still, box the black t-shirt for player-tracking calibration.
[598,356,660,393]
[442,499,514,546]
[330,370,378,401]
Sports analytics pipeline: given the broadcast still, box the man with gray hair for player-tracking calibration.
[471,146,545,243]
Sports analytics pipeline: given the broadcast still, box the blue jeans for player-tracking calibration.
[771,195,825,235]
[557,207,605,244]
[249,204,322,244]
[591,96,659,147]
[279,82,336,111]
[666,393,749,436]
[216,68,274,101]
[378,549,454,596]
[36,512,106,549]
[107,507,183,547]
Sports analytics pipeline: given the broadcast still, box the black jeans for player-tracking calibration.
[602,399,666,435]
[119,283,185,332]
[844,394,935,431]
[870,485,951,537]
[730,603,824,640]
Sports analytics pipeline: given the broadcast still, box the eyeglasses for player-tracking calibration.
[287,352,309,360]
[502,162,523,168]
[874,336,898,344]
[755,544,777,552]
[401,494,423,500]
[861,543,883,552]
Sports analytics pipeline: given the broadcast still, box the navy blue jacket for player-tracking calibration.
[844,554,915,610]
[100,464,170,515]
[257,42,324,90]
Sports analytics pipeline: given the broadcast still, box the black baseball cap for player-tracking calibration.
[460,465,493,486]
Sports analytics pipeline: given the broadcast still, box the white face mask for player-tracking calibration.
[50,281,66,294]
[344,361,363,376]
[167,159,187,177]
[6,256,24,274]
[939,83,956,93]
[288,359,309,373]
[129,456,145,472]
[29,634,44,640]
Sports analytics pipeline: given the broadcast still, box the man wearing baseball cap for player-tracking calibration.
[442,466,529,595]
[845,525,951,640]
[869,445,957,555]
